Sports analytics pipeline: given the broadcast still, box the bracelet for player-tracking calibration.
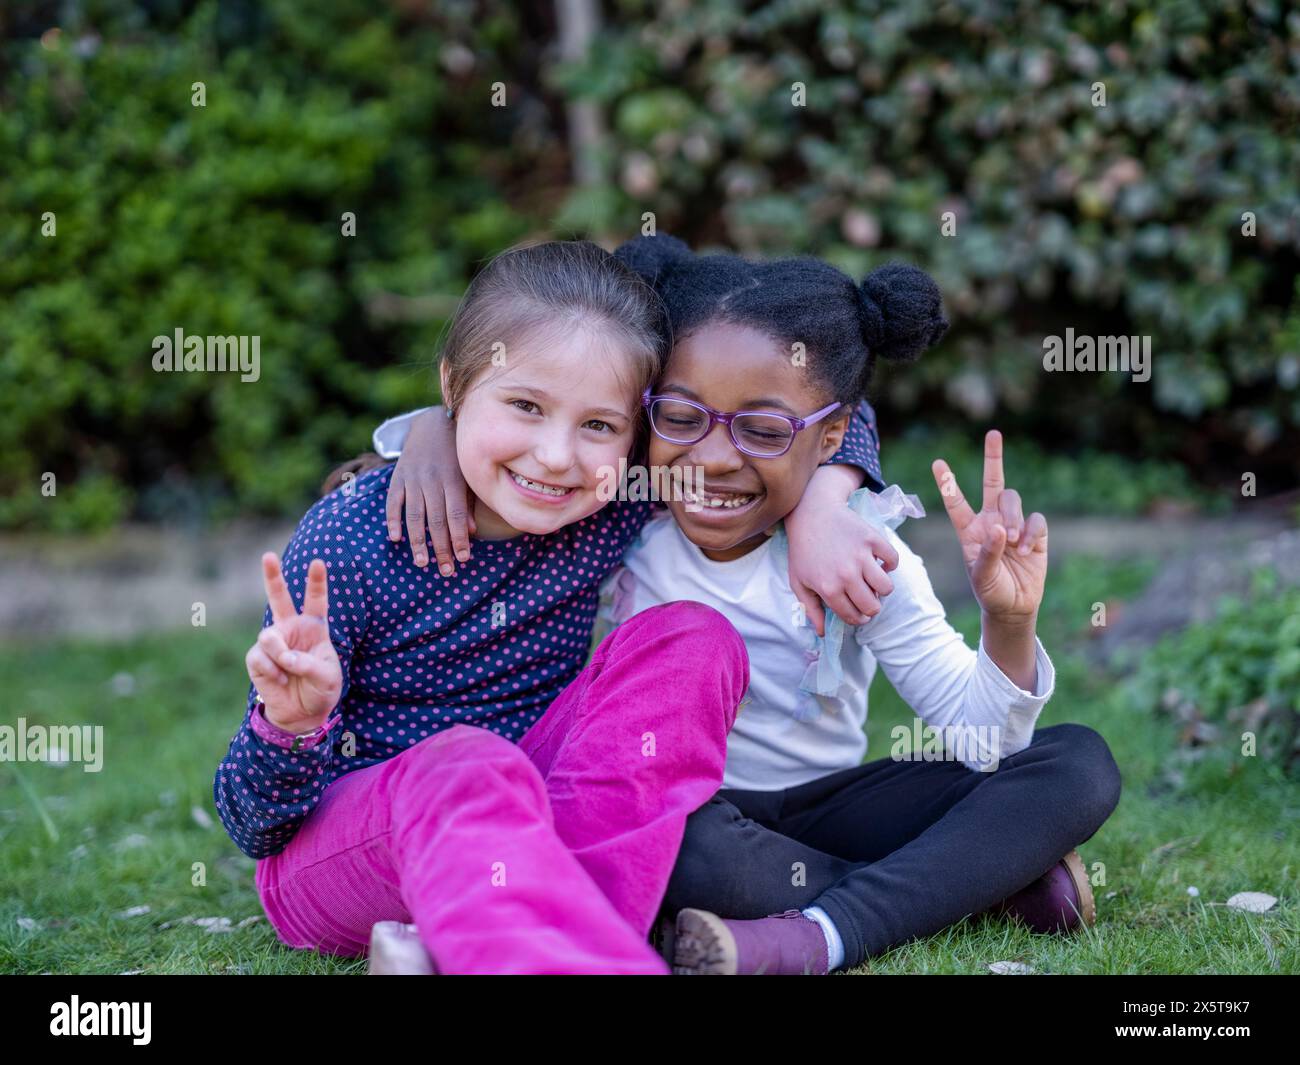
[250,698,341,752]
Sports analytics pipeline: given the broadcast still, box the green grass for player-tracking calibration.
[1,559,1296,974]
[0,617,363,975]
[855,653,1299,974]
[846,557,1298,974]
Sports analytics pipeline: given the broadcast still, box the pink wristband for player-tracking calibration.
[250,699,341,752]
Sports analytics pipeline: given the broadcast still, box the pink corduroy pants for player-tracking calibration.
[254,601,748,974]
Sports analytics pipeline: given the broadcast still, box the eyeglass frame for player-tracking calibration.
[641,387,845,459]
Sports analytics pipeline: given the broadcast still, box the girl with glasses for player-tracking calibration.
[382,233,1122,976]
[216,238,896,975]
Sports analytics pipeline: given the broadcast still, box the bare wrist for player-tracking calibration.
[982,609,1038,637]
[807,463,863,504]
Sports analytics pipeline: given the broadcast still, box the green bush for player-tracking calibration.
[881,426,1226,516]
[4,0,1298,530]
[1124,571,1300,774]
[0,0,535,529]
[564,0,1300,491]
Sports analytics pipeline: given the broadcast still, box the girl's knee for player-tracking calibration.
[664,798,752,913]
[1049,723,1123,824]
[627,599,736,639]
[415,723,511,758]
[626,601,749,691]
[400,725,543,795]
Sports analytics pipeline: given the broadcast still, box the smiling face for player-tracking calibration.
[450,324,641,538]
[647,321,850,561]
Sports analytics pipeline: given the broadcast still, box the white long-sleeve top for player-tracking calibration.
[372,407,1055,790]
[598,507,1055,790]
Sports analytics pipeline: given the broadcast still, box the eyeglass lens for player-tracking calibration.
[649,399,795,456]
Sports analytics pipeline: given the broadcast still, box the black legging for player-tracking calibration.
[662,722,1123,968]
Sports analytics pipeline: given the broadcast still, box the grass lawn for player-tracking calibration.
[1,558,1296,975]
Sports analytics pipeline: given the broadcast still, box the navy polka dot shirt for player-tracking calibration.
[213,403,882,859]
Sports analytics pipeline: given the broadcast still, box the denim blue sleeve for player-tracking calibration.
[822,399,885,492]
[212,499,370,860]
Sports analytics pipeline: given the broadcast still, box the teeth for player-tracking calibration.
[685,492,756,510]
[512,472,569,497]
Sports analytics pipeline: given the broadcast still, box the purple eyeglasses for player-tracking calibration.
[642,387,844,458]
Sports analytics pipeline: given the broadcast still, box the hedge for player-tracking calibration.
[2,0,1298,530]
[0,0,539,529]
[559,0,1300,493]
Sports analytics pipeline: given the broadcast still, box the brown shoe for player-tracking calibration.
[991,849,1096,933]
[1061,849,1098,927]
[366,921,437,975]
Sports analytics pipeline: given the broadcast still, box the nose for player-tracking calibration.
[687,420,745,475]
[533,423,577,475]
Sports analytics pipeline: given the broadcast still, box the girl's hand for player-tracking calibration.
[384,407,476,574]
[245,552,343,734]
[931,430,1048,623]
[785,471,900,637]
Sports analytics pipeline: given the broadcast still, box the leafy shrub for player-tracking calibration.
[0,0,537,529]
[880,427,1226,516]
[4,0,1299,530]
[564,0,1300,492]
[1124,571,1300,774]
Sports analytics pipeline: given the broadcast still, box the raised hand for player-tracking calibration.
[244,552,343,734]
[931,430,1048,622]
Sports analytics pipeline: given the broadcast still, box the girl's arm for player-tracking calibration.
[854,430,1054,770]
[375,401,903,631]
[785,400,896,636]
[851,525,1055,772]
[930,429,1048,690]
[213,512,368,860]
[375,407,474,575]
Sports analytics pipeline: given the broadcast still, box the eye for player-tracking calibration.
[583,419,617,433]
[510,399,540,414]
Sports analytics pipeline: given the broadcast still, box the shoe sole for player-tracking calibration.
[1060,849,1096,928]
[672,909,738,975]
[651,912,677,963]
[366,920,437,975]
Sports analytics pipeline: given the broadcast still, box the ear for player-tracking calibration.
[816,410,851,463]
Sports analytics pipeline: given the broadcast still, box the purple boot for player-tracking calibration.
[990,849,1096,933]
[672,909,830,975]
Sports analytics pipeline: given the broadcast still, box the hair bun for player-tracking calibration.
[857,262,949,362]
[612,232,694,286]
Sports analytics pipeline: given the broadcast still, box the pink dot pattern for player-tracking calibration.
[213,463,648,859]
[213,408,878,860]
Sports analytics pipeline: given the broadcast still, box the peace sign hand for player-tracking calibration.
[244,552,343,734]
[931,430,1048,623]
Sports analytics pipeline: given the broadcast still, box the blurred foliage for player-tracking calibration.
[1124,570,1300,775]
[0,0,543,530]
[882,426,1228,516]
[563,0,1300,493]
[3,0,1299,531]
[947,550,1160,656]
